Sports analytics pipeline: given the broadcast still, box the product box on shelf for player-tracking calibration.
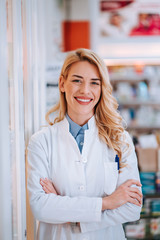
[124,219,146,239]
[124,217,160,239]
[150,218,160,236]
[140,172,156,195]
[136,148,159,172]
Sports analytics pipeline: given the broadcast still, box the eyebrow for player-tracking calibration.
[72,74,83,79]
[72,74,101,81]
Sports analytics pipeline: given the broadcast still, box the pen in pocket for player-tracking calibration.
[115,154,119,170]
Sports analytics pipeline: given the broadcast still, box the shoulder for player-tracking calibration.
[121,130,136,163]
[28,120,64,146]
[28,126,52,149]
[118,130,133,146]
[123,130,134,147]
[118,130,135,159]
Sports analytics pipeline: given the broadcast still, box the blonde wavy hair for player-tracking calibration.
[46,48,128,168]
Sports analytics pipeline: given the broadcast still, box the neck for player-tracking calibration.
[67,113,93,126]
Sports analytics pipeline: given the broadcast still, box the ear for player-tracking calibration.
[59,76,65,92]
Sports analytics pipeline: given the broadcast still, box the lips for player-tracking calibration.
[74,97,93,104]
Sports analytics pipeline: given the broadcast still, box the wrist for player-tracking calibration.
[102,197,106,211]
[102,198,105,211]
[102,197,108,211]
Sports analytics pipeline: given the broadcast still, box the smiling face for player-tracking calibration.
[59,61,101,125]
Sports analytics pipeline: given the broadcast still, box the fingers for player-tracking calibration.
[128,186,143,206]
[41,178,53,191]
[43,185,51,194]
[123,181,143,205]
[40,178,50,193]
[129,192,142,205]
[124,179,142,187]
[40,178,57,194]
[128,197,142,207]
[130,187,143,198]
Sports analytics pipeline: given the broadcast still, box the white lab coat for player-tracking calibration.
[27,116,141,240]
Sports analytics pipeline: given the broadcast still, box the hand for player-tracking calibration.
[40,178,76,225]
[40,178,58,195]
[102,179,142,210]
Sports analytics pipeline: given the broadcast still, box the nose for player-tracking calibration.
[79,82,90,94]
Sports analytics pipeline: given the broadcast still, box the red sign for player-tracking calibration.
[100,0,134,11]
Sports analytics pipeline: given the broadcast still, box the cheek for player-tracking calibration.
[65,85,77,100]
[95,87,101,99]
[67,85,78,95]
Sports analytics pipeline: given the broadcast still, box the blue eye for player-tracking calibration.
[91,81,100,85]
[72,79,81,83]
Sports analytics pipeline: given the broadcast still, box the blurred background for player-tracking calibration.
[1,0,160,239]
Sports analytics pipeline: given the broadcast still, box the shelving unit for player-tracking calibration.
[127,126,160,133]
[141,214,160,219]
[144,193,160,198]
[123,192,160,239]
[109,64,160,135]
[108,63,160,239]
[118,101,160,108]
[110,77,150,84]
[127,237,160,240]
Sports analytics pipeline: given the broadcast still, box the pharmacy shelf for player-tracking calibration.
[127,126,160,132]
[110,76,150,84]
[46,83,58,87]
[140,214,160,219]
[127,237,160,240]
[143,193,160,198]
[118,101,160,108]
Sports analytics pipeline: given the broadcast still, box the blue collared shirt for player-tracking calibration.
[66,114,119,169]
[66,114,88,153]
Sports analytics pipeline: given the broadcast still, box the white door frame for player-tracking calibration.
[0,0,12,239]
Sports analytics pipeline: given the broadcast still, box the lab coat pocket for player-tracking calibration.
[104,162,118,195]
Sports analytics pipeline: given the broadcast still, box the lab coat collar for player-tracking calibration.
[59,115,96,133]
[65,114,88,138]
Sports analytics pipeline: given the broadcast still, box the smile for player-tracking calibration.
[75,97,92,103]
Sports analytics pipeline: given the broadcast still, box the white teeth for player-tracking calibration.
[76,98,91,102]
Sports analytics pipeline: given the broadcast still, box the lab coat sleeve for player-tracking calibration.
[27,129,102,224]
[80,131,142,233]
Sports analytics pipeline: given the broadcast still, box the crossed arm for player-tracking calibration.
[40,178,142,211]
[28,130,142,231]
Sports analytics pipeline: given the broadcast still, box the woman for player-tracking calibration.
[27,48,142,240]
